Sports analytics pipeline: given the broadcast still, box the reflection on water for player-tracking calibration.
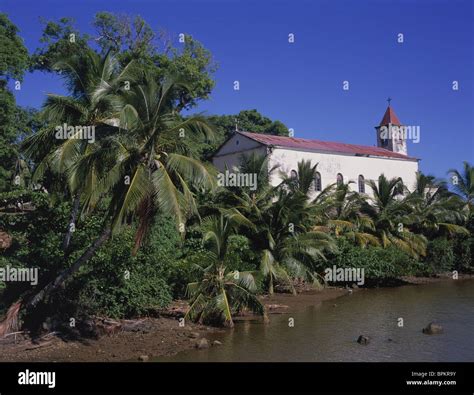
[156,280,474,362]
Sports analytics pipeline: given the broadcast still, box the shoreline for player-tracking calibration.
[0,275,472,362]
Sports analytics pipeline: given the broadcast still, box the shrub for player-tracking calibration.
[327,239,423,284]
[452,235,473,272]
[425,238,455,273]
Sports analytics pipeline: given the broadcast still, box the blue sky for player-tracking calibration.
[2,0,473,178]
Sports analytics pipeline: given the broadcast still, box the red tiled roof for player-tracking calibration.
[380,106,401,126]
[238,131,417,161]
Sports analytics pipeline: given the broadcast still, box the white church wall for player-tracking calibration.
[213,137,267,171]
[267,148,419,198]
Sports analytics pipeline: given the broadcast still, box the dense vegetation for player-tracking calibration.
[0,13,472,333]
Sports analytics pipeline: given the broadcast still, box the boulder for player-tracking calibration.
[138,355,149,362]
[357,335,371,345]
[195,338,210,349]
[189,332,200,339]
[422,323,443,335]
[212,340,222,346]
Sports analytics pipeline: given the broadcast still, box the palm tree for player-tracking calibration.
[0,71,216,336]
[313,182,380,247]
[185,211,266,327]
[236,185,336,294]
[406,172,468,238]
[22,49,133,252]
[238,151,279,193]
[280,159,318,196]
[448,161,474,213]
[364,174,427,258]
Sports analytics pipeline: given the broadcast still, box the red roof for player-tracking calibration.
[238,131,417,161]
[380,106,401,126]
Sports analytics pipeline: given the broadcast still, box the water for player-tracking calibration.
[157,280,474,362]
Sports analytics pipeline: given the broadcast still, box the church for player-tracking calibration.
[212,105,420,197]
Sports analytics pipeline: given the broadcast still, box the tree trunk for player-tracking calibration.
[27,226,112,308]
[62,192,81,253]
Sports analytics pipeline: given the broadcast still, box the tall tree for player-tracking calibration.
[0,13,30,192]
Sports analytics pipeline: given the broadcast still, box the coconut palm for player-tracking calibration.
[313,182,380,247]
[235,185,336,294]
[237,151,279,193]
[448,161,474,213]
[22,48,134,252]
[406,172,468,238]
[0,72,217,335]
[185,210,266,327]
[280,159,319,196]
[364,174,427,258]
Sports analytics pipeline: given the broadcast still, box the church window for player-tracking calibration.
[358,175,365,193]
[336,173,343,186]
[290,170,298,179]
[315,172,322,192]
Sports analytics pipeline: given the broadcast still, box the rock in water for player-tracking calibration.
[422,323,443,335]
[212,340,222,346]
[195,338,210,349]
[357,335,370,345]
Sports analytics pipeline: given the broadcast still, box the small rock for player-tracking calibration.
[351,284,359,289]
[357,335,370,345]
[212,340,222,346]
[422,323,443,335]
[189,332,200,339]
[195,338,210,349]
[138,355,149,362]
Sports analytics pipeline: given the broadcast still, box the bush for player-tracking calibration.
[425,238,455,273]
[327,239,423,284]
[452,235,473,272]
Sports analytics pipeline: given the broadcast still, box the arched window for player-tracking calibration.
[358,175,365,193]
[336,173,343,187]
[290,170,298,179]
[315,172,322,192]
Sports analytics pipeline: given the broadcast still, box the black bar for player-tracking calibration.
[1,362,473,394]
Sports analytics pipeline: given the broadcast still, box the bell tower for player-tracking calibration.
[375,99,407,155]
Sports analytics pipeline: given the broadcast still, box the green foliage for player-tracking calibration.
[329,239,423,282]
[197,110,289,160]
[425,238,455,273]
[0,13,29,81]
[68,229,172,318]
[452,235,472,272]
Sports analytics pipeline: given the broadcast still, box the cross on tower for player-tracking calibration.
[387,97,392,107]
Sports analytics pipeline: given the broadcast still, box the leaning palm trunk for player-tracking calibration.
[0,226,112,336]
[62,192,82,253]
